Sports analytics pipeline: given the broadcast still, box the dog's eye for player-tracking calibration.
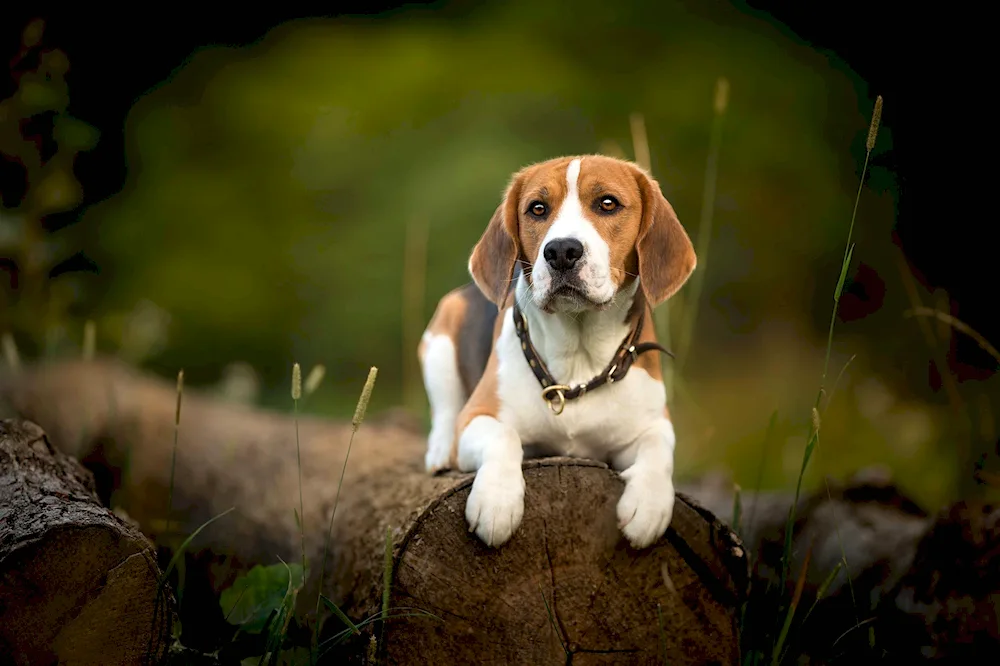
[528,201,547,217]
[599,196,620,212]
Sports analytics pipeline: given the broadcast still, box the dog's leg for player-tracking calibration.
[611,418,676,548]
[453,324,525,548]
[418,292,471,474]
[456,414,525,547]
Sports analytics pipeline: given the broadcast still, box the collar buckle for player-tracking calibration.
[541,384,571,416]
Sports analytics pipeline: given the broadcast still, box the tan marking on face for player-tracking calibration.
[572,156,648,291]
[506,156,646,294]
[469,153,696,309]
[506,158,573,285]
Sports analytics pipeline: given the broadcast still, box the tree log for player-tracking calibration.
[0,418,172,666]
[679,470,1000,663]
[0,360,749,664]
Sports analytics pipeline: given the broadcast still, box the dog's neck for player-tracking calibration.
[514,273,641,386]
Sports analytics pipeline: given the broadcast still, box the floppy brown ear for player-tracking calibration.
[635,170,697,307]
[468,177,522,305]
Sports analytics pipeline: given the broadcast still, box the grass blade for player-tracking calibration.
[538,583,569,657]
[732,483,743,535]
[904,307,1000,365]
[160,507,235,583]
[167,369,183,536]
[313,367,379,660]
[382,527,392,623]
[657,603,669,665]
[834,244,855,302]
[675,76,730,375]
[321,596,361,635]
[801,560,843,626]
[779,96,882,588]
[771,544,812,665]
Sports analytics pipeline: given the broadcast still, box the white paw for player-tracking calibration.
[616,468,675,549]
[465,463,525,547]
[424,426,453,474]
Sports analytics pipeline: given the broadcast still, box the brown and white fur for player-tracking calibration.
[417,155,696,549]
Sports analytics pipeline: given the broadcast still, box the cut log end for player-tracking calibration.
[332,459,749,665]
[0,419,173,666]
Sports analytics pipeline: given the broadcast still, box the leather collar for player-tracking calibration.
[511,298,673,415]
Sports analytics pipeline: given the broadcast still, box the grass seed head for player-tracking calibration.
[175,369,184,425]
[714,77,730,115]
[291,362,302,400]
[304,364,326,396]
[866,95,883,152]
[353,366,379,430]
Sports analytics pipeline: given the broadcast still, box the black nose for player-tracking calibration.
[543,238,584,272]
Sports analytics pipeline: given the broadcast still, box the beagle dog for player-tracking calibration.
[418,155,696,549]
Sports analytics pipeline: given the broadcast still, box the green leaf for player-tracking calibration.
[220,562,305,634]
[833,244,855,302]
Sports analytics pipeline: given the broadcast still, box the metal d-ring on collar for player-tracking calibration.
[511,299,674,416]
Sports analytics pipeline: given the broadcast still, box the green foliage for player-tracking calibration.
[0,20,100,356]
[76,0,863,407]
[220,562,305,635]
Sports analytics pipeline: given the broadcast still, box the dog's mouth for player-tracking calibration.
[541,278,611,313]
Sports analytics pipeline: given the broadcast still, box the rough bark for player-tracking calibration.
[0,360,749,664]
[0,418,172,666]
[678,470,1000,663]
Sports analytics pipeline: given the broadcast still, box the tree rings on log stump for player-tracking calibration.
[0,419,173,666]
[337,458,749,665]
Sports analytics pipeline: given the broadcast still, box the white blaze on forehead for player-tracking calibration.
[565,158,581,199]
[536,158,601,250]
[531,158,615,304]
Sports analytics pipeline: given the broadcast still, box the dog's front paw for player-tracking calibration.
[465,463,525,547]
[616,468,675,549]
[424,426,453,474]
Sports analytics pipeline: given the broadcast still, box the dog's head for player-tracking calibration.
[468,155,697,313]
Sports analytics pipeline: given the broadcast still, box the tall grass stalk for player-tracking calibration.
[779,95,882,589]
[146,506,235,664]
[378,526,393,660]
[766,98,883,665]
[1,332,20,372]
[732,483,743,534]
[401,216,428,412]
[82,320,96,360]
[675,77,729,376]
[629,112,675,401]
[167,369,184,536]
[771,545,812,665]
[905,307,1000,365]
[313,367,379,659]
[894,251,971,481]
[292,363,307,579]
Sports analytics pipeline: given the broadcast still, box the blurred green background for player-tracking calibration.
[4,0,995,510]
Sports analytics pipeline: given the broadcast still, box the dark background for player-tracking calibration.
[1,1,982,362]
[1,1,992,506]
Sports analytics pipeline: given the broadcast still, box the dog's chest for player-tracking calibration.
[493,310,666,457]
